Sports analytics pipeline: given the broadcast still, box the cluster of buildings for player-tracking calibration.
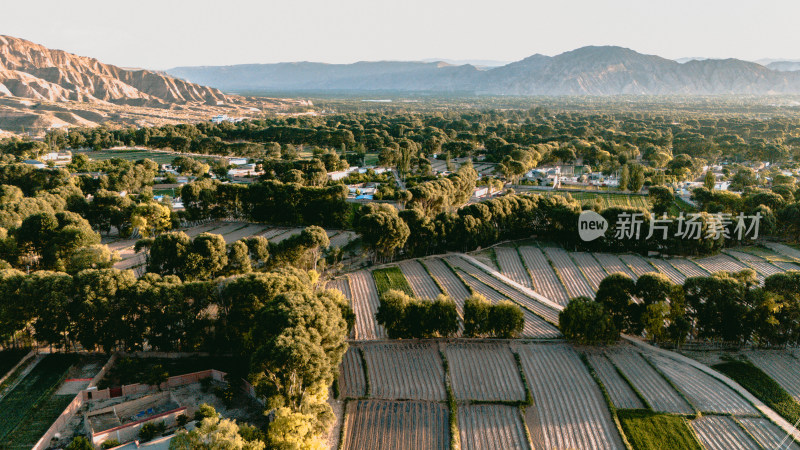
[210,114,247,124]
[23,150,73,169]
[524,166,621,189]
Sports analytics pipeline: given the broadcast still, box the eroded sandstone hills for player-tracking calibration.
[0,35,312,135]
[0,35,225,105]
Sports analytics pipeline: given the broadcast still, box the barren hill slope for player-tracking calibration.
[0,35,226,105]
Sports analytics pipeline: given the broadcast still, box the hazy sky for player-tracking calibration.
[1,0,797,69]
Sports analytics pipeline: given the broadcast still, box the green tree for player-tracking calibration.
[487,300,525,338]
[619,165,630,192]
[559,297,619,345]
[267,407,326,450]
[65,436,94,450]
[463,294,491,337]
[629,164,645,192]
[170,415,265,450]
[356,204,409,262]
[249,290,347,409]
[376,289,412,338]
[146,231,191,276]
[226,241,252,275]
[184,233,228,281]
[595,273,637,333]
[243,236,270,269]
[648,186,675,216]
[704,170,716,190]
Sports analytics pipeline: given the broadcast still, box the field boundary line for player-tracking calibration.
[458,253,564,312]
[0,353,45,401]
[623,336,800,443]
[0,349,36,390]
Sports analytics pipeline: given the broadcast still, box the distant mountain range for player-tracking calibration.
[0,35,312,134]
[767,61,800,72]
[167,46,800,95]
[0,35,227,106]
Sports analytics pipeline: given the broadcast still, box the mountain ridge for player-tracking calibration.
[167,45,800,95]
[0,35,227,106]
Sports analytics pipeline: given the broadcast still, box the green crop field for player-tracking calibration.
[76,149,221,165]
[542,191,651,209]
[2,394,75,448]
[372,267,414,296]
[713,360,800,425]
[617,410,702,450]
[538,190,695,215]
[0,354,77,442]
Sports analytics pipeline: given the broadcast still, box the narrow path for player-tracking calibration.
[392,169,406,191]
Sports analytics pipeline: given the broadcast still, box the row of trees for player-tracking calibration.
[375,290,526,339]
[139,226,332,281]
[560,269,800,347]
[53,106,800,180]
[375,290,459,338]
[463,294,525,338]
[180,178,351,228]
[357,191,752,262]
[0,211,116,273]
[0,265,352,446]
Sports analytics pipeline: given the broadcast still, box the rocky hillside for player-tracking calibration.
[168,46,800,95]
[0,35,226,105]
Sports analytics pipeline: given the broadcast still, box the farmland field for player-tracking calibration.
[617,410,702,450]
[570,252,607,291]
[453,268,561,338]
[339,347,366,399]
[593,253,636,279]
[738,417,800,450]
[2,392,75,448]
[543,247,595,299]
[743,351,800,403]
[458,404,529,450]
[647,258,687,284]
[584,352,644,410]
[517,246,570,306]
[763,242,800,261]
[605,347,693,414]
[647,354,756,414]
[518,343,624,449]
[398,261,442,300]
[495,247,533,289]
[713,359,800,425]
[0,354,77,441]
[446,343,526,402]
[372,267,414,296]
[541,191,651,210]
[668,258,710,279]
[423,258,471,303]
[725,250,785,277]
[326,277,351,300]
[451,255,560,324]
[349,271,386,340]
[341,400,449,450]
[361,342,446,401]
[76,148,222,164]
[695,254,750,277]
[619,254,659,278]
[690,415,760,450]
